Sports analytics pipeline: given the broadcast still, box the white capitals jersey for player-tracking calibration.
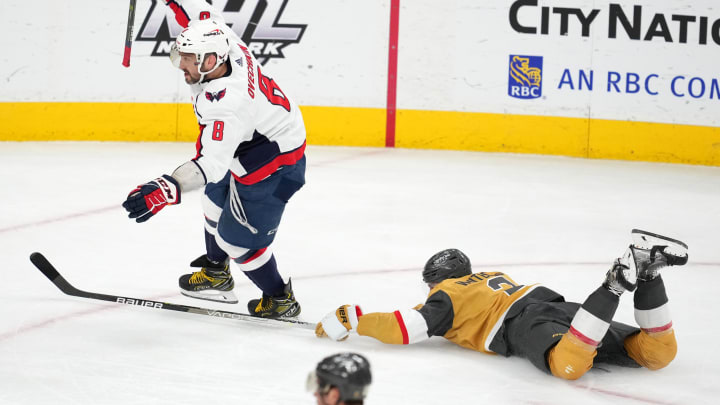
[167,0,306,185]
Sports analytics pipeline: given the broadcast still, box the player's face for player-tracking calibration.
[177,52,201,84]
[314,388,339,405]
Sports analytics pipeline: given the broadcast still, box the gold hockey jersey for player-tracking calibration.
[356,271,558,354]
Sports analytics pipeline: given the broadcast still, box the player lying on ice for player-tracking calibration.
[316,229,688,380]
[122,0,306,319]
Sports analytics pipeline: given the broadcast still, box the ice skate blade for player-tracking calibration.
[631,229,688,256]
[181,289,239,304]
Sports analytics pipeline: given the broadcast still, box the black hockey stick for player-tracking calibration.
[29,252,315,330]
[122,0,137,67]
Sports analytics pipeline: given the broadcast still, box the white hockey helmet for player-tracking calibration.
[170,19,230,80]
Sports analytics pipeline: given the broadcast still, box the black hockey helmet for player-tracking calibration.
[307,352,372,401]
[422,248,472,284]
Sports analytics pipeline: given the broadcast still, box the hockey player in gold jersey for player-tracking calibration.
[316,229,688,380]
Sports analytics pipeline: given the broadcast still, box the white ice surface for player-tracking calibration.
[1,142,719,404]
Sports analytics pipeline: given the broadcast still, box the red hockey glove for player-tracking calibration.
[122,175,181,223]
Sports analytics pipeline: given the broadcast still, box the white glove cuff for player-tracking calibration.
[155,175,181,204]
[320,312,350,341]
[347,306,361,329]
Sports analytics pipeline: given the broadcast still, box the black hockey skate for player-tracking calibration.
[630,229,688,281]
[247,279,301,318]
[603,254,637,295]
[179,255,238,304]
[604,229,689,295]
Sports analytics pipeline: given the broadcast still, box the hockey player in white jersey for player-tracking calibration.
[122,0,306,319]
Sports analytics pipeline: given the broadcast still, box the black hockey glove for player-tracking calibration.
[122,175,181,223]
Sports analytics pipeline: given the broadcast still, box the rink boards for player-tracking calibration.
[1,0,718,165]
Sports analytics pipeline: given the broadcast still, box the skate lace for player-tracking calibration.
[259,296,274,311]
[189,270,212,285]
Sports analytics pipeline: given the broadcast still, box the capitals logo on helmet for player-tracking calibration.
[205,29,223,37]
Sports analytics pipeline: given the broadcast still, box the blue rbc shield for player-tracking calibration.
[508,55,543,99]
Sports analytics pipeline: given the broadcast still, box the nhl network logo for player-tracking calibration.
[508,55,543,99]
[136,0,307,63]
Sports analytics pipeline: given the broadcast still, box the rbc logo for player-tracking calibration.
[508,55,543,99]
